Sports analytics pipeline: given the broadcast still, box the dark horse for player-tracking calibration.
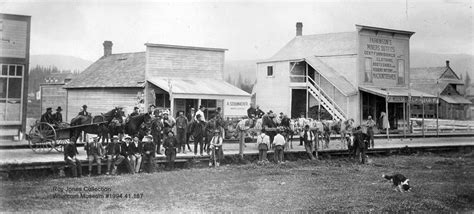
[119,113,152,140]
[70,107,124,143]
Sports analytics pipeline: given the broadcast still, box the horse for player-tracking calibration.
[123,113,152,139]
[322,119,355,150]
[71,107,124,143]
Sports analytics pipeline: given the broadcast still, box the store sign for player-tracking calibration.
[411,97,437,104]
[224,99,250,116]
[387,96,406,103]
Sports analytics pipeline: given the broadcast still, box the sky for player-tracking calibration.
[1,0,473,62]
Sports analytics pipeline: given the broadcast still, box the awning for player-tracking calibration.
[440,95,472,104]
[359,86,437,103]
[148,77,250,98]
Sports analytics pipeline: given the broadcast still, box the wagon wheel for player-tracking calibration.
[28,122,55,153]
[53,139,69,152]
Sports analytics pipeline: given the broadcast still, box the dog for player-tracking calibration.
[383,173,411,192]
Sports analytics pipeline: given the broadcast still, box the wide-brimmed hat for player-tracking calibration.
[214,129,221,133]
[123,135,132,140]
[56,106,63,111]
[142,135,153,142]
[111,135,119,141]
[163,109,169,115]
[46,107,52,111]
[82,105,88,108]
[134,106,139,110]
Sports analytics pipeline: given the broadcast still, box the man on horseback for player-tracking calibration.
[247,103,257,119]
[79,105,89,116]
[130,107,139,117]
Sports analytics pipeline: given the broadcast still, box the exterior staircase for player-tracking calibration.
[306,76,347,121]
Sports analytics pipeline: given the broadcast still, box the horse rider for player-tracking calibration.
[255,105,265,119]
[130,107,140,117]
[52,106,63,125]
[40,107,55,124]
[79,105,89,116]
[262,111,277,148]
[247,103,257,119]
[365,115,376,148]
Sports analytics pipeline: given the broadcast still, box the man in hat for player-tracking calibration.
[209,129,224,167]
[40,107,54,124]
[255,105,265,119]
[163,131,178,170]
[148,104,156,115]
[151,113,163,155]
[52,106,63,125]
[302,125,316,160]
[365,115,376,148]
[129,136,143,173]
[162,109,175,139]
[85,136,103,176]
[190,114,206,156]
[105,136,125,175]
[130,107,140,117]
[247,103,257,119]
[141,135,156,173]
[262,110,277,148]
[195,105,206,122]
[64,137,82,177]
[175,111,188,153]
[79,105,89,116]
[273,129,286,164]
[120,135,135,174]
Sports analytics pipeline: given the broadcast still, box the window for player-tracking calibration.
[155,93,170,109]
[267,66,273,77]
[364,58,372,83]
[0,64,24,122]
[398,59,405,85]
[201,99,217,119]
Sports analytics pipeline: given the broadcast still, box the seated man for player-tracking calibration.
[120,135,135,174]
[52,106,63,125]
[141,135,156,173]
[105,136,125,175]
[64,137,82,177]
[163,131,178,170]
[40,107,55,124]
[130,136,143,173]
[209,129,224,167]
[85,136,103,176]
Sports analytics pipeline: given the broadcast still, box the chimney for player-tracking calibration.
[103,41,113,57]
[446,60,450,67]
[296,22,303,36]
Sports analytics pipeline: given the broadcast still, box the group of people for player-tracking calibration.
[40,106,64,125]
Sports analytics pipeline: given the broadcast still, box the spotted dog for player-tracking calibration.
[383,173,411,192]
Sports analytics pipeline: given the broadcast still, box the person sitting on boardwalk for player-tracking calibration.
[273,130,286,164]
[130,136,143,173]
[163,131,178,170]
[105,136,125,175]
[141,135,156,173]
[85,136,103,176]
[64,137,82,177]
[257,131,270,163]
[302,125,315,160]
[209,129,224,167]
[120,136,135,174]
[40,107,54,124]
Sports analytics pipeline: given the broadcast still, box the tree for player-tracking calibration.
[464,72,471,97]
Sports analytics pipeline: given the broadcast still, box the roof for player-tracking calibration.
[355,25,415,36]
[410,82,448,95]
[359,86,437,98]
[440,95,472,104]
[148,77,250,97]
[305,56,358,96]
[260,32,357,63]
[65,52,145,88]
[411,66,463,84]
[145,43,227,52]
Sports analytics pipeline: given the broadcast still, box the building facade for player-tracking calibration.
[0,14,31,139]
[256,23,434,131]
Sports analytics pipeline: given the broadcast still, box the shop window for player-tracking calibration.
[8,65,15,76]
[201,99,217,119]
[267,66,273,77]
[155,93,170,109]
[1,65,7,76]
[397,59,405,85]
[364,58,372,83]
[16,66,23,76]
[0,64,24,122]
[8,79,21,98]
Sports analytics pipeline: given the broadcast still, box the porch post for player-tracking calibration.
[403,99,406,138]
[421,95,425,138]
[306,63,309,118]
[386,92,389,141]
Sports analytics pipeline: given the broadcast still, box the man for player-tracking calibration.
[162,110,176,139]
[185,108,196,152]
[79,105,89,116]
[255,105,265,118]
[187,107,196,122]
[216,107,223,119]
[141,135,156,173]
[302,125,315,160]
[148,104,156,115]
[190,114,206,156]
[365,115,376,148]
[195,105,206,122]
[150,114,163,155]
[105,136,125,175]
[205,116,220,155]
[247,103,257,119]
[52,106,63,125]
[129,136,143,173]
[120,136,135,174]
[257,131,270,162]
[175,111,188,153]
[262,111,277,148]
[130,107,140,117]
[273,130,286,164]
[298,113,306,146]
[40,107,54,124]
[163,131,178,170]
[85,136,103,176]
[209,129,224,167]
[64,137,82,177]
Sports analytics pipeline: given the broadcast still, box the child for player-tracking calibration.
[209,129,224,167]
[257,131,270,162]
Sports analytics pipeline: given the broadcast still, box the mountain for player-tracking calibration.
[30,54,93,72]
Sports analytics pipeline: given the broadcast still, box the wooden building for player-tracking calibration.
[64,41,249,121]
[0,13,31,139]
[410,61,471,120]
[40,72,76,117]
[255,23,434,131]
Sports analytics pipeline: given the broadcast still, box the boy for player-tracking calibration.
[209,129,224,167]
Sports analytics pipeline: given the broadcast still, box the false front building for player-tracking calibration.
[64,42,250,121]
[255,23,434,130]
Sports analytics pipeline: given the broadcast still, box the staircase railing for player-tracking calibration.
[306,75,347,120]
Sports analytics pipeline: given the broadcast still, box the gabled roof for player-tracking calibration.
[410,82,448,95]
[259,32,357,63]
[305,56,358,96]
[65,52,146,88]
[440,95,472,104]
[410,66,463,84]
[148,77,250,97]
